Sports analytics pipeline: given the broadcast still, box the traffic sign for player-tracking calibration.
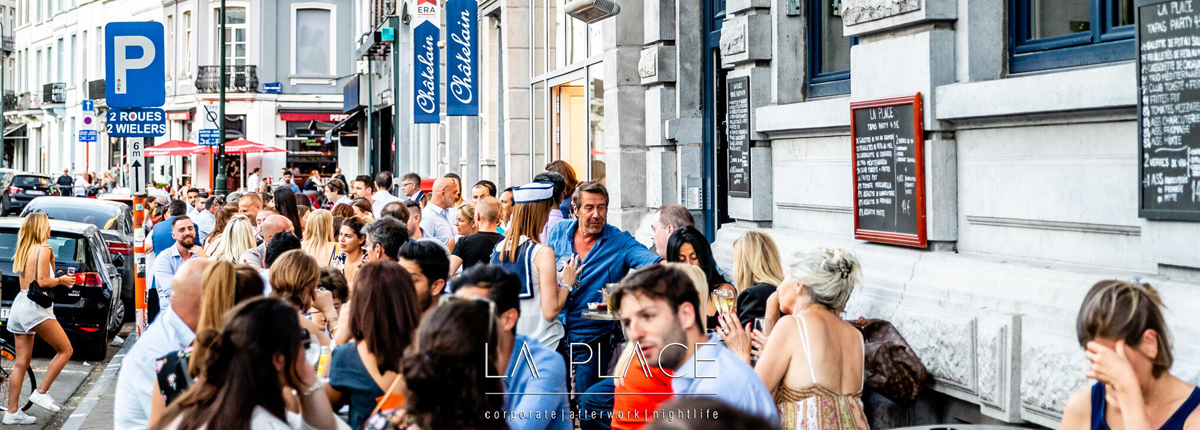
[127,138,146,193]
[82,100,94,112]
[79,129,98,143]
[105,22,166,108]
[106,108,167,137]
[198,129,220,146]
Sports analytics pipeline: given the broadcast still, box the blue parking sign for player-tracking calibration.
[105,22,165,108]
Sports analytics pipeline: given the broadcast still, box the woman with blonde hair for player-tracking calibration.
[489,182,567,349]
[4,213,76,424]
[200,207,232,255]
[732,231,786,323]
[1061,280,1198,430]
[731,246,868,430]
[301,209,338,266]
[148,261,264,425]
[447,203,477,252]
[205,215,256,263]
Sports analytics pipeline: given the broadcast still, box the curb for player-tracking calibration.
[58,330,138,430]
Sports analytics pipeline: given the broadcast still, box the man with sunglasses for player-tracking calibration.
[451,265,570,430]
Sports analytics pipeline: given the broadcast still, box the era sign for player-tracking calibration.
[105,22,166,108]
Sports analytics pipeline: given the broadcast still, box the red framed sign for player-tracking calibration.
[850,93,927,248]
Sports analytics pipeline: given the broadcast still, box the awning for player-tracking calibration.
[328,109,363,135]
[279,111,351,123]
[4,124,27,138]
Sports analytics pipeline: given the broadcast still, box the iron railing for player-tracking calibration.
[195,65,259,93]
[42,83,66,104]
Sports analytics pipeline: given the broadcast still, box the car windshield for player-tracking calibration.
[30,206,121,231]
[0,230,88,268]
[13,176,51,187]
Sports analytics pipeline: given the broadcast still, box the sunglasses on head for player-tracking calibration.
[438,294,496,337]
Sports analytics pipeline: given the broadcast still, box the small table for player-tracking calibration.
[581,310,620,321]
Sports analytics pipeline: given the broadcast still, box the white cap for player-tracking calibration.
[513,182,555,204]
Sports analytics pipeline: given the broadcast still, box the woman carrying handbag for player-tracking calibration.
[4,213,76,425]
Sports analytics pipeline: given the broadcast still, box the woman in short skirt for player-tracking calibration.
[4,213,76,425]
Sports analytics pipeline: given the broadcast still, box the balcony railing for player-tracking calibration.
[42,83,66,105]
[88,79,106,100]
[195,65,259,93]
[3,91,15,111]
[2,36,13,53]
[18,92,40,110]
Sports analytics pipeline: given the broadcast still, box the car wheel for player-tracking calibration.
[109,299,126,334]
[83,332,108,361]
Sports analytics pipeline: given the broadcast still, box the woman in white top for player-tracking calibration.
[4,213,76,425]
[154,297,348,430]
[489,182,568,349]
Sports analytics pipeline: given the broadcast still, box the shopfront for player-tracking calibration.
[280,111,346,175]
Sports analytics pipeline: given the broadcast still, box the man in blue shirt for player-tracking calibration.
[151,199,188,256]
[420,177,459,245]
[548,182,661,404]
[152,216,206,310]
[612,265,779,422]
[281,171,301,193]
[453,265,570,430]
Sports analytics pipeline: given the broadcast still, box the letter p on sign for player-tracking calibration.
[106,22,166,108]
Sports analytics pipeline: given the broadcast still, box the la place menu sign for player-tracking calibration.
[851,94,928,248]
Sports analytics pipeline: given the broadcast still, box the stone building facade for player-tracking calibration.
[422,0,1200,427]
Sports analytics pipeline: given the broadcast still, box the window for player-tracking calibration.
[166,15,173,77]
[69,35,74,86]
[55,38,62,82]
[1010,0,1134,73]
[217,7,248,65]
[808,0,856,97]
[293,7,333,76]
[183,11,192,75]
[81,30,86,81]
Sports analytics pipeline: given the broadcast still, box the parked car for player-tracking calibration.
[0,169,24,215]
[4,173,58,216]
[0,219,124,360]
[21,197,135,321]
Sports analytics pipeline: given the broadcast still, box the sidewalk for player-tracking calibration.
[59,328,137,430]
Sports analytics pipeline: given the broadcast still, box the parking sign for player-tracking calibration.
[105,22,166,108]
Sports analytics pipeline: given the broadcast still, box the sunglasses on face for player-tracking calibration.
[438,294,496,337]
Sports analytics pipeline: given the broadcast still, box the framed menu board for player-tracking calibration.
[727,76,752,197]
[851,93,927,248]
[1137,0,1200,221]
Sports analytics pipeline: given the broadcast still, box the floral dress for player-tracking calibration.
[773,316,870,430]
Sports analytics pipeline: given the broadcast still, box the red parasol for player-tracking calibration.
[145,140,201,157]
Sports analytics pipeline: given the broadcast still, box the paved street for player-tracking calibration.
[0,324,130,430]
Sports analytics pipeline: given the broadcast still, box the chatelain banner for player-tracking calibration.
[414,0,440,123]
[446,0,479,116]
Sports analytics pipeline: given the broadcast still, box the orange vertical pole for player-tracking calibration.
[133,193,147,335]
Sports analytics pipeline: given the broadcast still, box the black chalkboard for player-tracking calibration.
[851,94,927,248]
[1137,0,1200,221]
[727,76,751,197]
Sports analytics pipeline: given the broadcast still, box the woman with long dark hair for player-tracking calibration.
[326,262,421,429]
[153,297,347,430]
[330,217,368,290]
[400,299,507,430]
[5,213,75,424]
[274,186,305,238]
[666,226,737,330]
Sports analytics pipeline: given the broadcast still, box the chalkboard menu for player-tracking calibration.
[851,94,927,248]
[727,76,752,197]
[1138,0,1200,221]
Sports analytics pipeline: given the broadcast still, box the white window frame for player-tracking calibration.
[182,10,192,75]
[209,2,250,65]
[166,14,173,77]
[290,3,336,77]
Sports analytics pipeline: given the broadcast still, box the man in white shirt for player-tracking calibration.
[193,195,219,242]
[114,258,211,430]
[420,177,459,245]
[371,171,404,218]
[247,167,261,191]
[184,188,201,218]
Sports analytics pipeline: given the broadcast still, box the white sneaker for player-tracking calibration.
[2,411,36,425]
[29,391,60,412]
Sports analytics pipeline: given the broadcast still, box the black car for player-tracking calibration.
[21,197,136,320]
[0,219,124,360]
[5,174,58,216]
[0,169,22,214]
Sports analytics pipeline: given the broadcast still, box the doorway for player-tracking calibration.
[552,80,588,174]
[701,0,730,238]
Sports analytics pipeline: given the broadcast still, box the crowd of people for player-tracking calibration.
[4,163,1195,430]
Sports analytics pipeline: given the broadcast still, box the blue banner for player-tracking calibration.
[446,0,478,116]
[413,20,440,123]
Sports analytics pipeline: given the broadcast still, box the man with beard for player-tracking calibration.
[613,265,777,421]
[397,240,449,315]
[151,216,208,310]
[547,181,661,405]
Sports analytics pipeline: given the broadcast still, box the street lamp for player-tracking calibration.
[214,0,228,195]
